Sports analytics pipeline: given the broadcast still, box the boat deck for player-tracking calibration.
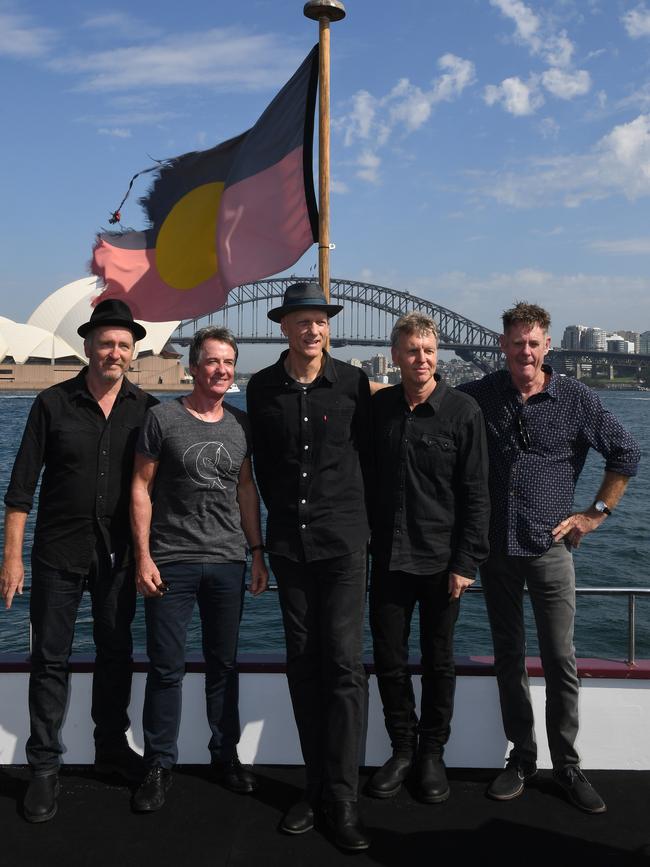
[3,764,649,866]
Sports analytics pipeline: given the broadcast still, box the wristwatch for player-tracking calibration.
[593,500,612,516]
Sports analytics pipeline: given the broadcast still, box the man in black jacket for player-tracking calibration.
[246,282,371,852]
[367,311,489,803]
[1,300,156,823]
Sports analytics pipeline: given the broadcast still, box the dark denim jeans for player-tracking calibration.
[480,542,580,769]
[370,566,459,756]
[269,548,368,803]
[27,550,135,774]
[142,561,245,769]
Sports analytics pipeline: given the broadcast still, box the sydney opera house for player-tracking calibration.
[0,277,185,390]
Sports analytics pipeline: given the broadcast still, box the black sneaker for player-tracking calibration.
[488,758,537,800]
[132,767,173,812]
[553,766,606,814]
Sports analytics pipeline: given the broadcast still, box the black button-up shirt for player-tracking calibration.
[4,369,157,573]
[370,377,490,578]
[246,350,371,562]
[458,366,641,557]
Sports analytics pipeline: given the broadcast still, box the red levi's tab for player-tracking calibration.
[91,46,319,322]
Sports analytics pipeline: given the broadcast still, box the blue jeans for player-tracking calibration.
[143,561,245,769]
[370,567,459,756]
[269,548,368,803]
[28,550,136,774]
[480,542,580,769]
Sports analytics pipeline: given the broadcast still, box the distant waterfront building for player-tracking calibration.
[617,330,640,353]
[561,325,587,350]
[348,358,362,368]
[583,327,607,351]
[371,353,388,376]
[640,331,650,354]
[606,334,626,354]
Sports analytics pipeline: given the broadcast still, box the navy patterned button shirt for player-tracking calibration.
[458,365,641,557]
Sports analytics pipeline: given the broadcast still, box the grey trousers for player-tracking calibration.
[480,542,580,769]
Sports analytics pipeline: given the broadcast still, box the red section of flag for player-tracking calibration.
[91,47,318,322]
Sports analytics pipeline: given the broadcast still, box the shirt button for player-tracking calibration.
[301,524,306,529]
[302,472,307,478]
[301,499,306,504]
[101,450,107,456]
[303,417,309,422]
[304,445,309,450]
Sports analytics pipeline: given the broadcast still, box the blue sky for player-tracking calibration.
[2,0,650,367]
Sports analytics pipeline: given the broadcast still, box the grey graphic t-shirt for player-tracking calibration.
[137,399,251,565]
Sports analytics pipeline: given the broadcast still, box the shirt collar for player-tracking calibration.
[270,349,338,387]
[499,363,558,401]
[69,367,137,402]
[398,373,446,411]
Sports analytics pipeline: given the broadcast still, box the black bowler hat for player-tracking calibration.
[77,299,147,341]
[267,281,343,323]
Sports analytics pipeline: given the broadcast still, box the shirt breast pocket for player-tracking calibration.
[326,406,355,449]
[416,433,457,477]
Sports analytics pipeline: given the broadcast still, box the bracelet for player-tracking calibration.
[249,544,265,553]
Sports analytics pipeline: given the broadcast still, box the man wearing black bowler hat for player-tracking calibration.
[246,281,371,852]
[1,299,157,822]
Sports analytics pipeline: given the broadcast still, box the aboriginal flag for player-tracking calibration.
[91,46,319,321]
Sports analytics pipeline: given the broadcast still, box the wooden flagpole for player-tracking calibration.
[303,1,346,305]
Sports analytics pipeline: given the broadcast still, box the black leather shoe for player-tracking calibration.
[279,800,315,835]
[212,757,257,794]
[367,753,413,798]
[416,755,450,803]
[132,767,172,812]
[322,801,370,851]
[24,773,59,823]
[95,742,144,782]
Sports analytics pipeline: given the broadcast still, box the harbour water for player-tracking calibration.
[0,387,648,660]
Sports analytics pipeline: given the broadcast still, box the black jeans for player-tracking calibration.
[143,561,245,769]
[480,543,580,769]
[369,566,459,756]
[269,548,368,803]
[27,549,136,774]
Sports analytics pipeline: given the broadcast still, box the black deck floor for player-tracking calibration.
[2,765,649,866]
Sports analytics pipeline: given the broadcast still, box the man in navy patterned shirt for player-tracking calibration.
[459,301,640,814]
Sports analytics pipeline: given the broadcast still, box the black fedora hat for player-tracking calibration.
[77,299,147,341]
[267,281,343,323]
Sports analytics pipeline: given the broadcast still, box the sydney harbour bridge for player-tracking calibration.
[172,277,647,377]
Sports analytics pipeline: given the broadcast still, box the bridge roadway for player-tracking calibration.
[171,277,646,374]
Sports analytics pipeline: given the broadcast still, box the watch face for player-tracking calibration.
[595,500,610,514]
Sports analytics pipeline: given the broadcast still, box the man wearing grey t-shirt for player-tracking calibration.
[130,327,268,813]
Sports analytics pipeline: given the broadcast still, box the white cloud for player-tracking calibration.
[97,127,131,138]
[337,54,474,184]
[538,116,560,139]
[590,237,650,254]
[622,5,650,38]
[0,11,55,59]
[356,151,381,184]
[484,76,544,116]
[490,0,541,46]
[79,110,180,127]
[330,178,350,195]
[340,54,475,146]
[80,12,162,40]
[49,29,303,92]
[542,68,591,99]
[477,113,650,207]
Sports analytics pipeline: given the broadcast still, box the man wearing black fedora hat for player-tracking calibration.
[246,281,371,851]
[1,298,156,822]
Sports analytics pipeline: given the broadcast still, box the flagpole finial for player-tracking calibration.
[303,0,346,22]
